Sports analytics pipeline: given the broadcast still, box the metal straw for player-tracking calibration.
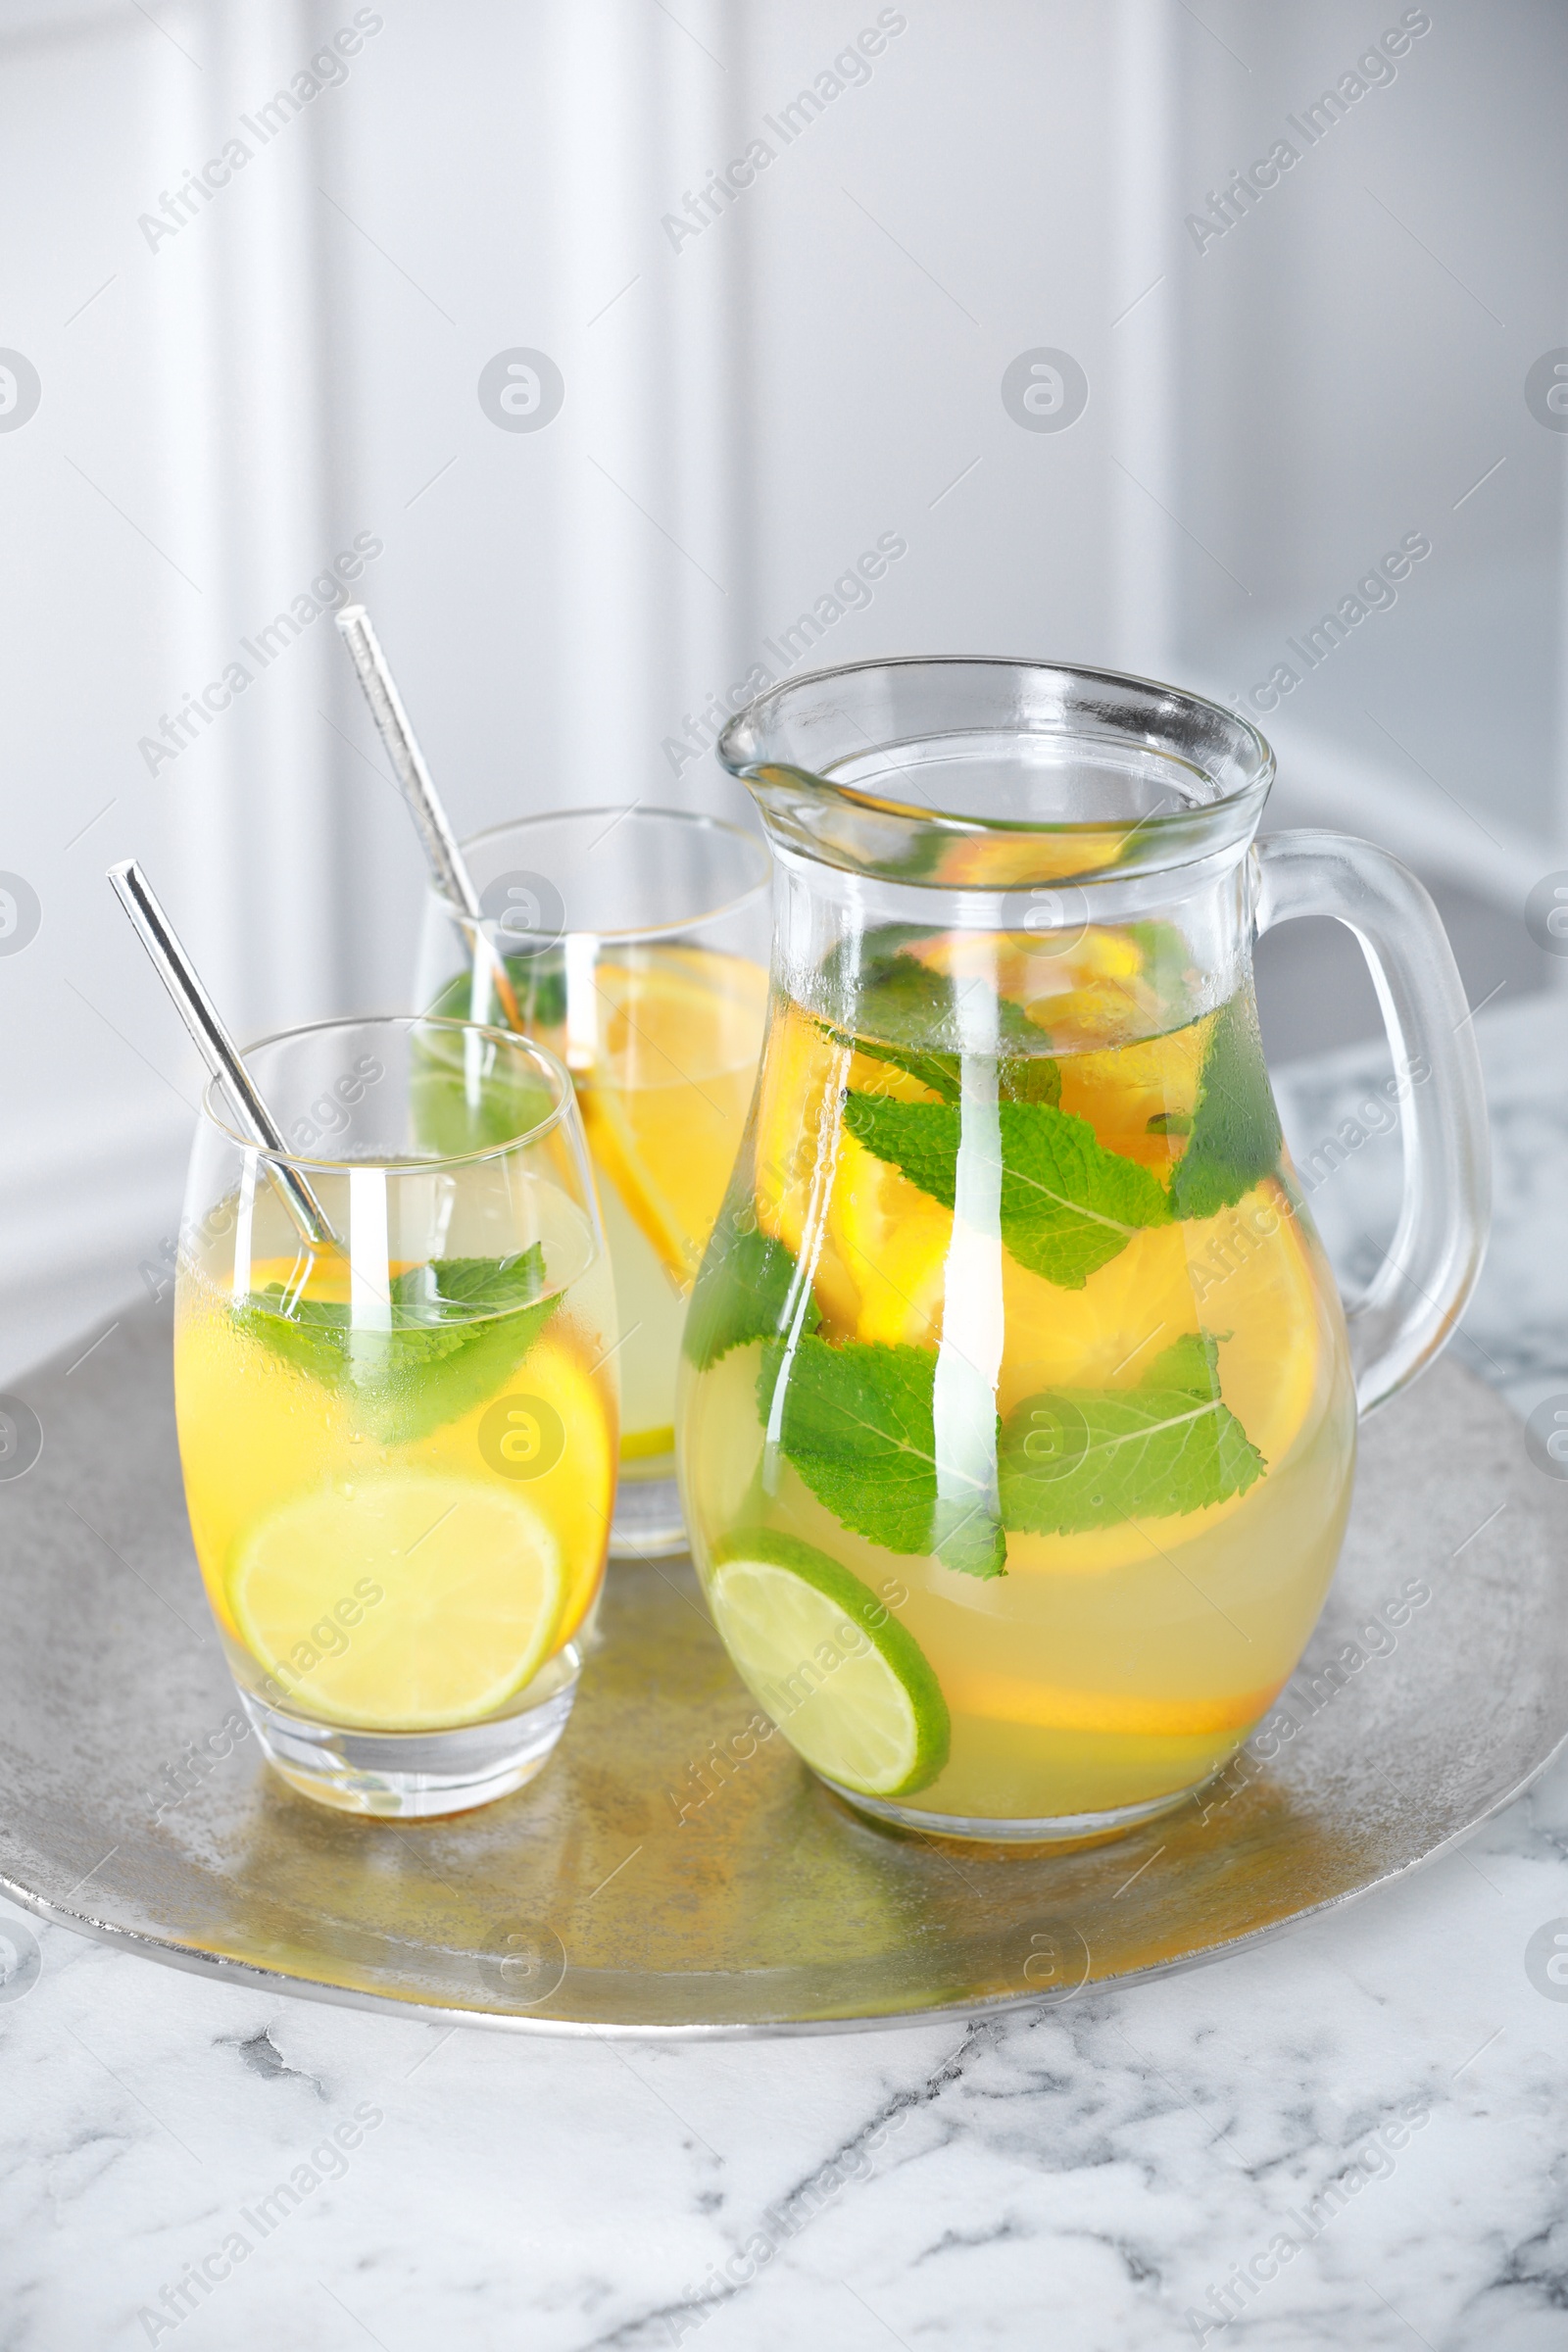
[333,603,524,1031]
[107,860,338,1250]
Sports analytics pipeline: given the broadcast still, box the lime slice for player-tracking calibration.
[707,1531,950,1797]
[232,1473,564,1732]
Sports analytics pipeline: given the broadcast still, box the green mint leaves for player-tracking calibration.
[684,1222,818,1371]
[715,964,1283,1577]
[1167,995,1282,1219]
[999,1332,1265,1536]
[426,954,568,1036]
[839,985,1282,1284]
[760,1335,1007,1579]
[758,1327,1263,1574]
[842,1093,1172,1290]
[232,1246,560,1447]
[407,1009,559,1158]
[824,937,1060,1107]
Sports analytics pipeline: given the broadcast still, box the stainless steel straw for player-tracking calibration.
[333,603,525,1032]
[107,860,338,1250]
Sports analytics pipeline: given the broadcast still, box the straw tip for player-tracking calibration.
[106,858,137,887]
[334,602,368,632]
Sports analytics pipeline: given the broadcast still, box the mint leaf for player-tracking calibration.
[841,1094,1171,1290]
[1124,918,1199,1016]
[232,1246,560,1446]
[426,953,568,1034]
[998,1049,1065,1107]
[1168,994,1282,1220]
[230,1290,351,1390]
[392,1253,549,1319]
[999,1332,1265,1535]
[760,1334,1006,1578]
[684,1222,817,1370]
[407,1019,558,1158]
[370,1299,560,1447]
[823,940,1060,1107]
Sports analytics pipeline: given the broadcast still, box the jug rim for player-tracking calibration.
[717,655,1275,888]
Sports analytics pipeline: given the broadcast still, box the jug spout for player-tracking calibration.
[718,655,1274,894]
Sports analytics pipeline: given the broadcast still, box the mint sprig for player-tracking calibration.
[683,1221,817,1371]
[822,936,1060,1106]
[407,1010,559,1158]
[232,1247,560,1446]
[999,1332,1265,1535]
[760,1334,1006,1579]
[1168,994,1282,1219]
[426,954,568,1035]
[842,1093,1171,1290]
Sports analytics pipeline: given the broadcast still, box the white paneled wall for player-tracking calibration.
[0,0,1563,1377]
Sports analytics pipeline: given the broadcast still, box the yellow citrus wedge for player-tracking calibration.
[1056,1017,1213,1174]
[753,1002,860,1334]
[827,1126,952,1347]
[577,947,766,1289]
[1000,1180,1331,1574]
[932,832,1139,889]
[941,1667,1284,1739]
[619,1422,675,1461]
[483,1336,615,1644]
[231,1472,564,1732]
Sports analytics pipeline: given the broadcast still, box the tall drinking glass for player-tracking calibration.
[415,808,771,1556]
[174,1014,617,1817]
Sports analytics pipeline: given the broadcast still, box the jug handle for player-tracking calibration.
[1252,831,1491,1418]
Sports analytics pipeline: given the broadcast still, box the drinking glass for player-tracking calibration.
[174,1014,617,1817]
[414,808,771,1555]
[676,657,1489,1843]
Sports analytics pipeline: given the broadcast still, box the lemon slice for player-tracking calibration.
[752,1004,860,1334]
[500,1337,615,1647]
[232,1473,564,1732]
[576,947,766,1288]
[941,1666,1284,1739]
[708,1532,950,1797]
[1000,1182,1330,1574]
[828,1125,952,1348]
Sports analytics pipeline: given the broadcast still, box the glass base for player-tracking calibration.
[819,1771,1207,1847]
[237,1647,581,1819]
[610,1471,687,1558]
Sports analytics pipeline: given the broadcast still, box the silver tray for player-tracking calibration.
[0,1302,1562,2035]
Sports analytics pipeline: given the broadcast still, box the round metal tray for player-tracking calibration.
[0,1303,1562,2035]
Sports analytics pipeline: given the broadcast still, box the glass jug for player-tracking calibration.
[675,658,1489,1844]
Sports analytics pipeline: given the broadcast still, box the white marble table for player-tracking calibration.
[3,994,1566,2352]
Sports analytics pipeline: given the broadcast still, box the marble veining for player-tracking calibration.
[1,996,1566,2350]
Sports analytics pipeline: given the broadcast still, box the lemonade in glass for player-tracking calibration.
[415,808,770,1554]
[174,1015,617,1816]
